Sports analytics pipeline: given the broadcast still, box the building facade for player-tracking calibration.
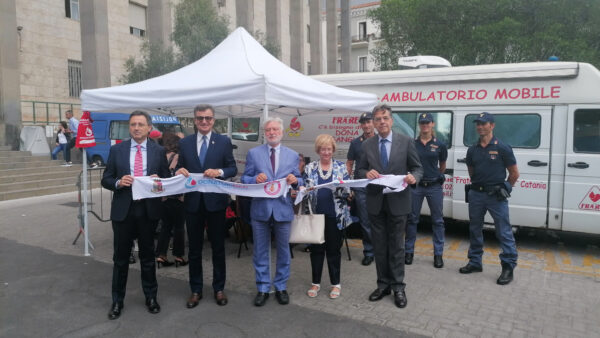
[0,0,381,147]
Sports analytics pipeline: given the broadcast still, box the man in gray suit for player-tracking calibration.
[357,104,423,308]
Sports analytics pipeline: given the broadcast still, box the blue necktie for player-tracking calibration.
[199,135,207,167]
[380,139,388,170]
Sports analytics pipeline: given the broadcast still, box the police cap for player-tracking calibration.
[359,112,373,123]
[418,112,434,123]
[473,112,495,123]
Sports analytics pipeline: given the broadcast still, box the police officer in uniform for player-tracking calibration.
[405,113,448,268]
[459,112,520,285]
[346,112,376,266]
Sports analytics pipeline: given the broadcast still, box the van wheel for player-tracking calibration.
[91,155,104,167]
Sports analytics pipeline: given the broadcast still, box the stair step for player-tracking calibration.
[0,184,80,201]
[0,150,32,157]
[0,155,57,163]
[0,146,12,151]
[0,160,74,170]
[0,176,92,192]
[0,171,82,184]
[0,164,82,176]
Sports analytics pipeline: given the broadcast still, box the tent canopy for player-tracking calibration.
[81,27,377,117]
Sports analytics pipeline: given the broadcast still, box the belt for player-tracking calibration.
[471,184,502,193]
[418,181,440,187]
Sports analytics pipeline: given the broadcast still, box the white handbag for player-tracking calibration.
[289,201,325,244]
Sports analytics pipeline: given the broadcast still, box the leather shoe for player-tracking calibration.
[433,255,444,268]
[275,290,289,305]
[145,298,160,314]
[128,252,136,264]
[186,292,202,308]
[394,290,407,308]
[214,290,228,306]
[107,302,123,320]
[497,263,514,285]
[368,287,391,301]
[254,292,269,307]
[405,253,414,265]
[459,264,483,274]
[361,256,374,266]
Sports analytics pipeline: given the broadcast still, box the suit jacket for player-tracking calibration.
[101,139,170,222]
[241,144,303,222]
[177,132,237,213]
[356,131,423,216]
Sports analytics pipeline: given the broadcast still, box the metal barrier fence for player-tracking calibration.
[73,166,110,249]
[21,100,81,126]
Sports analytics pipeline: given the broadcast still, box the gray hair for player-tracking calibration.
[263,116,283,131]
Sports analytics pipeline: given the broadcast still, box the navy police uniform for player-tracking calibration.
[405,113,448,260]
[347,112,374,259]
[464,113,518,273]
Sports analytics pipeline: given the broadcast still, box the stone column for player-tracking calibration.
[309,0,321,75]
[0,0,22,149]
[147,0,172,48]
[79,0,111,89]
[265,0,281,55]
[340,0,350,73]
[289,0,304,72]
[326,0,337,74]
[236,0,254,33]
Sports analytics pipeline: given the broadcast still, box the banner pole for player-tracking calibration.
[83,147,90,256]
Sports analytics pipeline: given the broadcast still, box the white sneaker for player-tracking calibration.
[61,163,72,167]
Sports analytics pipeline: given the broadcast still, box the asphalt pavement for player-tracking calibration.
[1,190,599,338]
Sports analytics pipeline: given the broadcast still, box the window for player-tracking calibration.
[129,2,147,37]
[392,111,453,148]
[65,0,80,20]
[574,109,600,153]
[307,62,311,75]
[358,22,367,40]
[337,25,341,42]
[68,60,82,98]
[231,118,259,141]
[463,114,541,148]
[110,121,130,140]
[358,56,367,72]
[306,25,310,43]
[337,59,342,73]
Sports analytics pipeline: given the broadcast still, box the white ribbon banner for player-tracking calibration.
[132,174,290,200]
[294,175,408,205]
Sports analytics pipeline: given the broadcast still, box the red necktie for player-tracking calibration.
[134,144,143,176]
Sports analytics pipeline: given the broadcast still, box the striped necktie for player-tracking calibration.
[134,144,143,176]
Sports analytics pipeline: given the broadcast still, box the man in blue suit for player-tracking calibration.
[241,117,303,306]
[175,104,237,307]
[101,111,170,320]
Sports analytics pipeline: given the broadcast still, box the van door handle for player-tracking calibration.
[457,158,467,163]
[444,169,454,175]
[568,162,589,169]
[232,144,238,150]
[527,160,547,167]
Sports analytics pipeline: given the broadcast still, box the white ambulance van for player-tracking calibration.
[309,62,600,234]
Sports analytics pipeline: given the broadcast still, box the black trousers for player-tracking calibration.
[64,137,76,162]
[111,201,158,303]
[186,202,227,293]
[369,196,407,292]
[156,198,185,258]
[309,216,343,285]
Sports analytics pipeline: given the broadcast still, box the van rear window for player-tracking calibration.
[392,111,453,148]
[574,109,600,153]
[464,114,541,148]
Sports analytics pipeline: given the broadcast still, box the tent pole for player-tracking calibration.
[83,148,90,256]
[263,104,268,144]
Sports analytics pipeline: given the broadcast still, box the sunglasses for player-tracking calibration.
[195,116,214,122]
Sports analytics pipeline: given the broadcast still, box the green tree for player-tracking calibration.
[119,42,180,84]
[369,0,600,70]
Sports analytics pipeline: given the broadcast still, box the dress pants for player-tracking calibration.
[156,198,185,258]
[406,184,445,255]
[65,137,76,162]
[310,216,343,285]
[251,217,291,293]
[111,201,158,303]
[369,196,407,292]
[467,190,518,269]
[353,188,374,258]
[186,200,227,293]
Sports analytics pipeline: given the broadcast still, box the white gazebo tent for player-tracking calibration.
[78,27,378,256]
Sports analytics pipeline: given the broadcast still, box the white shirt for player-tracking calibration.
[129,138,148,176]
[196,131,212,155]
[57,132,67,144]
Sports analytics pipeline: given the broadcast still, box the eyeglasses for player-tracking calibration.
[195,116,214,122]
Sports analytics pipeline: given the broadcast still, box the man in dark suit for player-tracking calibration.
[175,104,237,307]
[101,111,170,320]
[356,104,423,308]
